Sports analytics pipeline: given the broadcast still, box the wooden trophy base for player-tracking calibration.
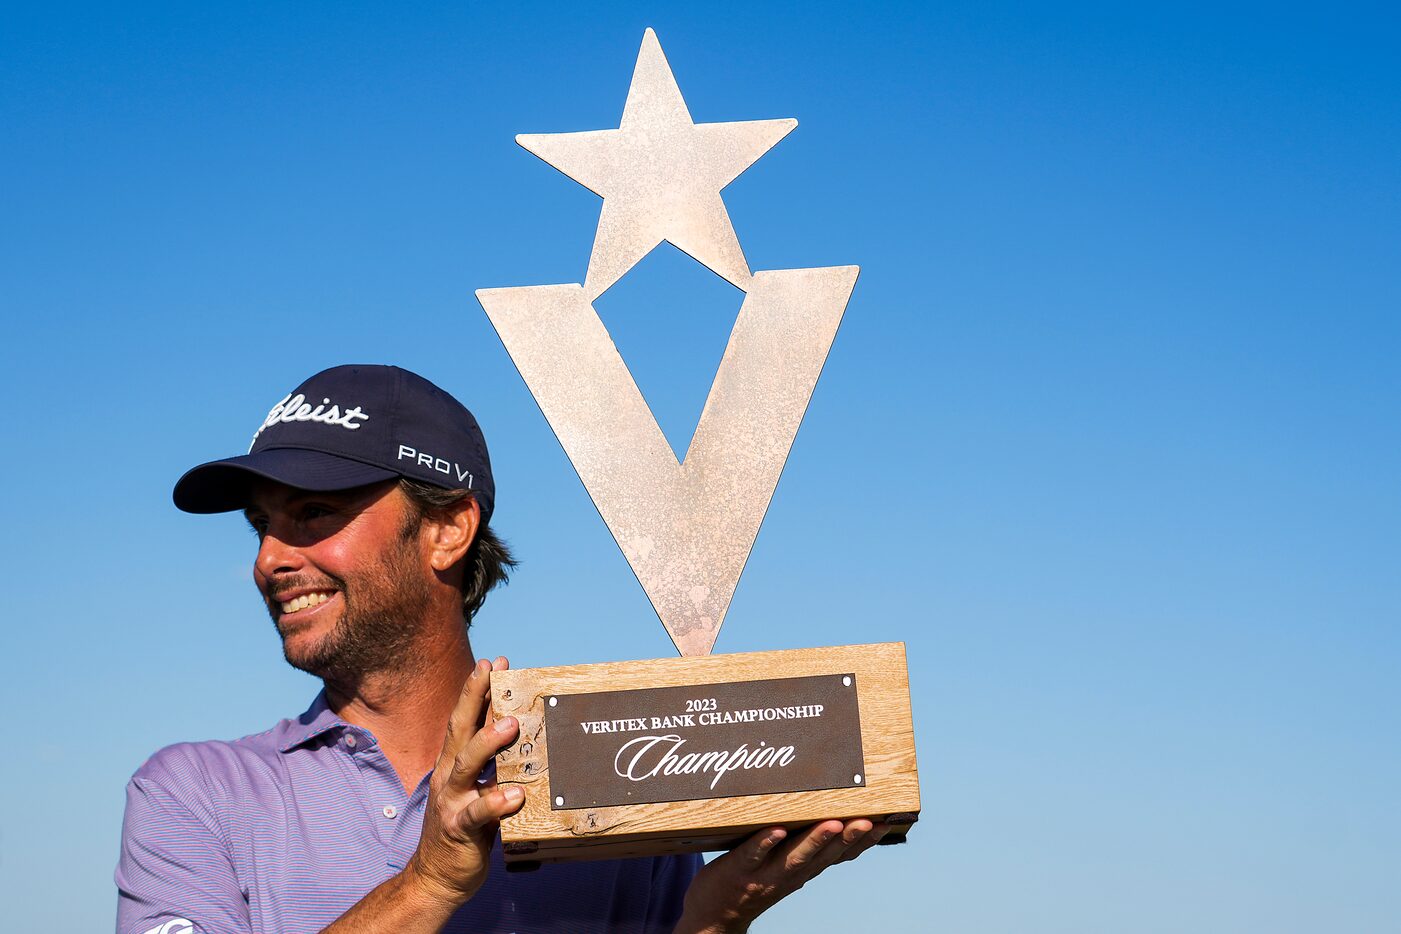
[490,642,920,869]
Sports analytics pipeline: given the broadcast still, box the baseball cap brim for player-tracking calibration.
[173,448,400,514]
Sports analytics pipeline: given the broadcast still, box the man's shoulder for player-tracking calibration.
[128,710,311,801]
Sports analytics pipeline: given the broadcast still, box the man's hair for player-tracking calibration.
[398,477,517,624]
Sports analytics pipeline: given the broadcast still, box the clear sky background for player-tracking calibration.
[2,2,1398,931]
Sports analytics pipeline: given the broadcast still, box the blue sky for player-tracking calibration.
[2,2,1398,930]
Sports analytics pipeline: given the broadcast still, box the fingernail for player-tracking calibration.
[494,715,517,734]
[504,786,523,802]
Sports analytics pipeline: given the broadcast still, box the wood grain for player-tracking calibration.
[490,642,921,865]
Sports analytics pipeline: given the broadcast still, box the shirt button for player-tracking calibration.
[345,735,358,749]
[382,805,398,819]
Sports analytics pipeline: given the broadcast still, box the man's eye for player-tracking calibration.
[303,505,333,520]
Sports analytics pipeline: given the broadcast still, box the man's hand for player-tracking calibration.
[674,819,888,934]
[404,657,524,909]
[321,658,524,932]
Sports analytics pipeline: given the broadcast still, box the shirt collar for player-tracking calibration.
[276,690,349,753]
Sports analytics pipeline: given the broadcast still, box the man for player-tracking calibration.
[117,364,885,933]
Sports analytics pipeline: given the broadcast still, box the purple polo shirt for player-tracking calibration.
[115,692,699,934]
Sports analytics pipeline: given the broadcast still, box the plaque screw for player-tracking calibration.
[555,795,565,806]
[842,676,852,687]
[854,774,863,784]
[548,696,558,707]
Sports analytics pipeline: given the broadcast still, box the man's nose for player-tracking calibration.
[255,528,307,580]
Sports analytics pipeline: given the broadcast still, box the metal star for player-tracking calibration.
[516,28,796,300]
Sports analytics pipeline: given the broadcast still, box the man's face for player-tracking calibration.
[243,479,432,683]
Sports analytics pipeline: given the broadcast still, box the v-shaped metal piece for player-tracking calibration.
[477,265,857,656]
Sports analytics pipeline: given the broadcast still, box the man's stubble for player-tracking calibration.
[267,523,433,690]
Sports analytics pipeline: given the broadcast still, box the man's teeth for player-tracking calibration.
[281,592,332,614]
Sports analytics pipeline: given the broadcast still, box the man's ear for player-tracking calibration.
[425,495,480,572]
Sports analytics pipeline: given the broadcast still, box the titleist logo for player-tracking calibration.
[613,734,796,790]
[250,393,369,450]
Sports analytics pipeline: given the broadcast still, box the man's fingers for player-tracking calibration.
[435,659,492,771]
[484,657,509,730]
[840,819,874,845]
[456,785,526,832]
[809,823,855,870]
[838,822,889,863]
[446,713,519,792]
[739,826,787,869]
[781,820,845,870]
[811,819,872,868]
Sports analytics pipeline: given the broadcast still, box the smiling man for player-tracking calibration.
[116,364,884,934]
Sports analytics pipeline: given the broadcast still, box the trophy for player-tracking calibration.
[476,29,920,868]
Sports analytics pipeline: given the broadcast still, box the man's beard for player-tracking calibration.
[266,535,433,688]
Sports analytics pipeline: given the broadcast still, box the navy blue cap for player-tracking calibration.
[173,365,495,523]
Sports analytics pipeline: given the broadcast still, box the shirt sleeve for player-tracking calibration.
[644,852,703,931]
[115,774,252,934]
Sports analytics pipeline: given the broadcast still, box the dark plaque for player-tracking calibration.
[544,673,865,809]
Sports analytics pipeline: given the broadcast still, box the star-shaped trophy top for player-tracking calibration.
[517,28,796,301]
[481,29,860,655]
